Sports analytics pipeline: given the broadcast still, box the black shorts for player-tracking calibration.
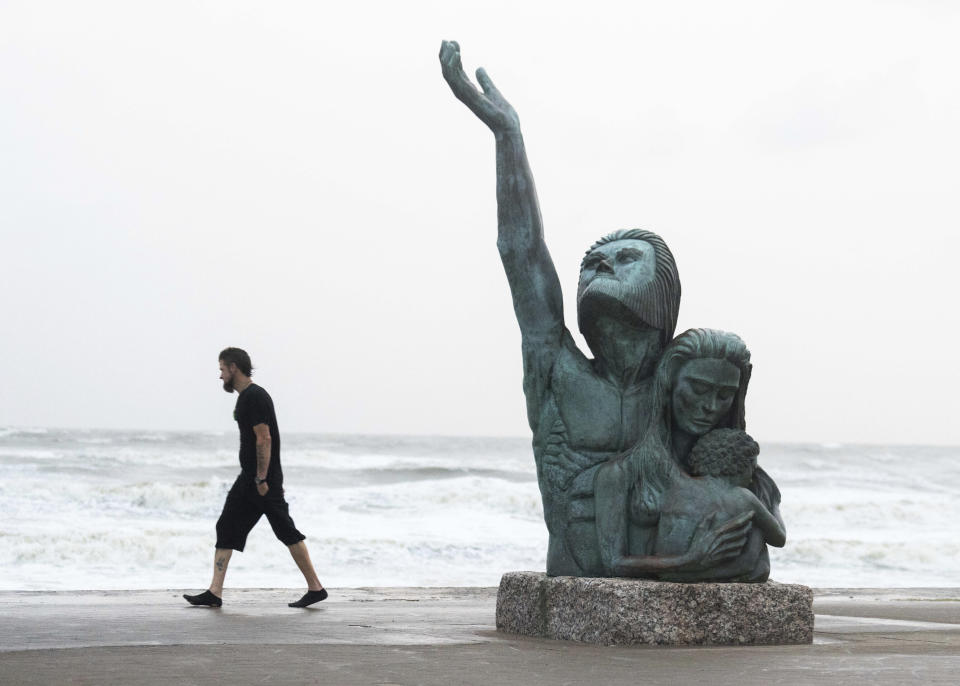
[215,475,306,551]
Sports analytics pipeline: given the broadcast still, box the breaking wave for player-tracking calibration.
[1,429,958,589]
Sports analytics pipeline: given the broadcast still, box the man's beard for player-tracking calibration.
[577,275,667,344]
[222,378,234,393]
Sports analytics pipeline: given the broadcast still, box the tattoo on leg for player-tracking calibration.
[216,557,225,571]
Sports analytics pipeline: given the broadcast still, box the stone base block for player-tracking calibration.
[496,571,813,646]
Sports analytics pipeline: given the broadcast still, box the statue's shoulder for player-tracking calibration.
[522,327,583,432]
[522,327,590,392]
[551,329,595,375]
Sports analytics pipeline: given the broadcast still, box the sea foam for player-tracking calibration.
[1,429,957,590]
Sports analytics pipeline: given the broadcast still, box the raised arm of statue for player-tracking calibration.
[439,41,564,344]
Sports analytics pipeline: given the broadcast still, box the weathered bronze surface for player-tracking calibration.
[440,41,783,581]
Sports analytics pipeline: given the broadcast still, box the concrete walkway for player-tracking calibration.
[1,587,959,685]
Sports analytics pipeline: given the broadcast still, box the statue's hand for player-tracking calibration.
[439,40,520,134]
[686,511,753,570]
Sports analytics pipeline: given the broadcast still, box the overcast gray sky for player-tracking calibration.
[2,0,958,445]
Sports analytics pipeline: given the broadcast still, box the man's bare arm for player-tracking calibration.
[253,423,271,495]
[439,41,564,340]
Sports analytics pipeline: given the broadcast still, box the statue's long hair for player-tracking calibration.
[627,328,753,515]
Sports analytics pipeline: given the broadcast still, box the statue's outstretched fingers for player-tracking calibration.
[718,511,754,533]
[712,531,747,557]
[439,39,461,65]
[710,513,752,552]
[439,41,469,84]
[476,68,500,96]
[713,542,744,561]
[438,46,481,101]
[715,523,749,543]
[477,67,513,111]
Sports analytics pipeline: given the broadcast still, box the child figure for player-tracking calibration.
[655,428,785,582]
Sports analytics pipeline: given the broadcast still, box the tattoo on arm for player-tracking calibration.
[253,423,271,480]
[256,441,270,478]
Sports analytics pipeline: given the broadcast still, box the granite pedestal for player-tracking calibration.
[496,571,814,646]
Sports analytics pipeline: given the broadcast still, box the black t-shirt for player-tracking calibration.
[234,383,283,484]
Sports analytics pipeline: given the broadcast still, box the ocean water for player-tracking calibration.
[1,428,958,590]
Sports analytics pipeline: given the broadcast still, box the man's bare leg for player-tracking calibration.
[183,548,233,607]
[209,548,233,596]
[287,541,327,607]
[288,541,323,590]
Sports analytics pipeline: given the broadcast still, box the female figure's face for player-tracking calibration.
[671,358,741,436]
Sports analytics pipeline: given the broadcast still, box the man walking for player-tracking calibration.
[184,347,327,608]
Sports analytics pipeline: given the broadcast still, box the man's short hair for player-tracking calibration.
[219,347,253,377]
[688,428,758,478]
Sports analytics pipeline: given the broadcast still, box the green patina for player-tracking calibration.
[441,41,784,582]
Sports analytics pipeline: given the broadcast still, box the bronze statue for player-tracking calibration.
[593,329,782,580]
[439,42,776,579]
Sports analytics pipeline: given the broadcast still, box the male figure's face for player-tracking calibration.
[671,358,741,436]
[577,239,658,335]
[219,360,236,393]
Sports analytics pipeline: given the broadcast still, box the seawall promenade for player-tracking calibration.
[1,587,958,684]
